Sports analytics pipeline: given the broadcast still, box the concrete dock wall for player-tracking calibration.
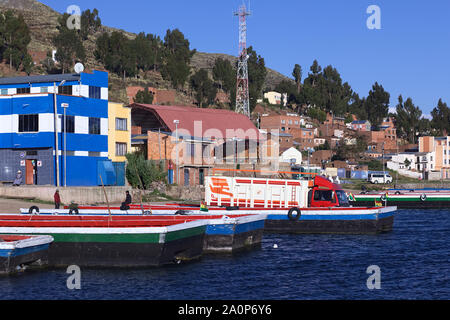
[0,186,129,205]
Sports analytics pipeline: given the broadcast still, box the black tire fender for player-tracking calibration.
[288,207,301,221]
[29,206,39,215]
[420,194,427,202]
[69,208,79,215]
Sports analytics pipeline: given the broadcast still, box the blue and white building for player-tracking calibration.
[0,70,114,186]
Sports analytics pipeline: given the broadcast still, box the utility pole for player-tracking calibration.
[382,142,385,183]
[62,103,69,187]
[174,120,180,184]
[53,80,66,187]
[234,4,251,118]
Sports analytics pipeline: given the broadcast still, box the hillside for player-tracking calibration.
[0,0,293,104]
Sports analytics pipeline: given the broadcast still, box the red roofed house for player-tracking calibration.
[130,103,267,186]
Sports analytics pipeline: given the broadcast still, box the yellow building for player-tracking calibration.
[108,102,131,162]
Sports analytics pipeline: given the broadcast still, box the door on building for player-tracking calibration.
[184,169,190,186]
[199,169,205,186]
[25,160,35,185]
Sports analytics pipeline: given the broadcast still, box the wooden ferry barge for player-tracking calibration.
[0,215,206,267]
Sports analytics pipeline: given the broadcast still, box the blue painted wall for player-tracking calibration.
[0,71,110,186]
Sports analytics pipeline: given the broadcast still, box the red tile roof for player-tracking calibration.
[131,103,261,141]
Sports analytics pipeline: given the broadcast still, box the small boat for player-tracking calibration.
[0,216,207,267]
[350,190,450,209]
[0,235,53,274]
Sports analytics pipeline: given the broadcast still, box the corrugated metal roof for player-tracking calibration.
[131,103,261,141]
[0,74,81,85]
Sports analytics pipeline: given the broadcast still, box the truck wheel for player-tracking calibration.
[288,208,301,221]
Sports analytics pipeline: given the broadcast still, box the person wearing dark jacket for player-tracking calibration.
[121,191,132,210]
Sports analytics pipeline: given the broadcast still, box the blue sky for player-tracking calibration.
[39,0,450,116]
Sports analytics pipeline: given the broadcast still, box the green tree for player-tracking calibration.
[125,153,166,189]
[292,64,302,93]
[95,31,136,79]
[0,10,32,72]
[395,95,422,143]
[247,46,267,112]
[53,13,86,73]
[161,29,196,89]
[348,93,367,120]
[302,60,354,117]
[431,99,450,136]
[22,53,33,75]
[133,87,154,104]
[307,107,327,122]
[364,82,390,129]
[274,80,299,106]
[190,69,217,108]
[80,8,101,40]
[213,58,235,92]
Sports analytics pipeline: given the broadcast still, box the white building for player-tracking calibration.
[388,153,417,171]
[387,151,436,179]
[264,91,288,106]
[279,147,302,165]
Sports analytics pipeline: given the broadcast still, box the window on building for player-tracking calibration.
[116,143,127,157]
[40,87,48,93]
[59,85,73,95]
[1,89,8,95]
[187,143,195,157]
[61,115,75,133]
[89,86,101,99]
[89,117,101,135]
[19,114,39,132]
[116,118,127,131]
[289,120,293,125]
[17,87,31,94]
[281,120,285,124]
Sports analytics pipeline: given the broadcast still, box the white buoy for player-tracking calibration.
[273,244,278,249]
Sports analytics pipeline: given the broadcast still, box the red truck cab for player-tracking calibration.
[308,176,350,208]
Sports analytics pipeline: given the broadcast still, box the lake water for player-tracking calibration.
[1,209,449,300]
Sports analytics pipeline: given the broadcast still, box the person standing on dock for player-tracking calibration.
[54,190,61,209]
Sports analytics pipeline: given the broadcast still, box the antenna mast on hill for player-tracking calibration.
[234,3,251,118]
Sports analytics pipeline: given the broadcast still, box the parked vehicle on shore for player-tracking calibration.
[368,173,393,184]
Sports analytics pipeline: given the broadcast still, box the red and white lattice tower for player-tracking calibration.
[234,4,251,118]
